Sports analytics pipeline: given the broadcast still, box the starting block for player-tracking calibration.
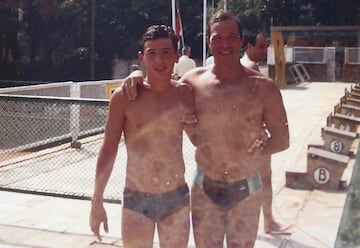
[334,103,360,117]
[286,146,350,190]
[349,91,360,99]
[343,96,360,107]
[286,84,360,191]
[306,147,350,190]
[321,126,359,156]
[344,88,360,99]
[351,84,360,93]
[327,113,360,133]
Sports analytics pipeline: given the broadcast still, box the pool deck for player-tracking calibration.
[0,81,355,248]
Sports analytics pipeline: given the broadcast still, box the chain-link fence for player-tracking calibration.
[0,83,197,203]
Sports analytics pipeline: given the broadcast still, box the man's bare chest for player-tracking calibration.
[195,83,263,116]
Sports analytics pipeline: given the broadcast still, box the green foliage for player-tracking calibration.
[0,0,359,82]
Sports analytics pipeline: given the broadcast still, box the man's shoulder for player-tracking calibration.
[243,68,274,87]
[250,73,274,85]
[180,67,209,85]
[251,75,281,96]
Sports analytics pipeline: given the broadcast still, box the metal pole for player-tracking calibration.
[203,0,207,66]
[224,0,227,11]
[90,0,96,80]
[171,0,176,31]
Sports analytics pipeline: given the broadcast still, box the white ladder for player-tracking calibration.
[289,64,311,83]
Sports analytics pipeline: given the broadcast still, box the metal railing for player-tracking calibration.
[267,46,330,65]
[345,47,360,65]
[0,83,197,203]
[0,94,115,201]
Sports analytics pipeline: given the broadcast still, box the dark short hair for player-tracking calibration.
[207,11,242,39]
[139,25,178,52]
[243,30,267,47]
[182,45,191,54]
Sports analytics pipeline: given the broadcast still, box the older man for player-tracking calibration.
[241,30,292,234]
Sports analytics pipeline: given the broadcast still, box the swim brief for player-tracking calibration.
[193,170,262,211]
[123,185,189,222]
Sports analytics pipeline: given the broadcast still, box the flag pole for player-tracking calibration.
[172,0,176,31]
[203,0,207,66]
[179,9,185,49]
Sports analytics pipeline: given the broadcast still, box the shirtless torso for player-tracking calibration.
[122,83,192,193]
[118,81,194,247]
[189,68,269,180]
[90,25,196,248]
[184,64,288,247]
[179,22,289,243]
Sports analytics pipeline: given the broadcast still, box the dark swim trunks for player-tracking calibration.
[123,185,189,222]
[193,170,262,211]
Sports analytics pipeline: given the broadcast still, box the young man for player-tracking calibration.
[89,25,196,247]
[122,11,289,248]
[241,30,292,234]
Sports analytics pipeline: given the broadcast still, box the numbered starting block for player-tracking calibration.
[341,95,360,107]
[334,103,360,118]
[306,147,350,190]
[287,85,360,191]
[343,88,360,101]
[321,126,359,156]
[348,91,360,99]
[286,147,350,190]
[327,113,360,133]
[351,84,360,94]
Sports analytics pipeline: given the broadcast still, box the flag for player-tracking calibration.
[175,9,183,38]
[175,9,185,51]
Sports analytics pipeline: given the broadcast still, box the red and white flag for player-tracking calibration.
[175,9,183,38]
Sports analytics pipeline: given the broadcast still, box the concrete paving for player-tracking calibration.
[0,81,355,248]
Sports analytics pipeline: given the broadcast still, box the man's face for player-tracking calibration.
[248,34,268,63]
[208,20,242,63]
[138,38,179,79]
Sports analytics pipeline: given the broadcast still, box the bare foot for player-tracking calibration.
[264,220,293,234]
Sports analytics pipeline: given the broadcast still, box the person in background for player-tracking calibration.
[173,45,196,79]
[205,55,214,67]
[120,11,290,247]
[241,30,292,234]
[241,30,268,72]
[89,24,197,247]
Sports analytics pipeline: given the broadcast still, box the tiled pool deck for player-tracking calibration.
[0,82,355,247]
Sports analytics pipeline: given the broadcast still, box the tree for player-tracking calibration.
[311,0,360,25]
[0,0,359,83]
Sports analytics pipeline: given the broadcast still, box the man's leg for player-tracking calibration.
[191,185,226,248]
[157,205,190,248]
[121,207,155,247]
[261,158,292,234]
[227,191,261,248]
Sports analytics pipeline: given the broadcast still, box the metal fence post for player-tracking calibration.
[70,82,81,148]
